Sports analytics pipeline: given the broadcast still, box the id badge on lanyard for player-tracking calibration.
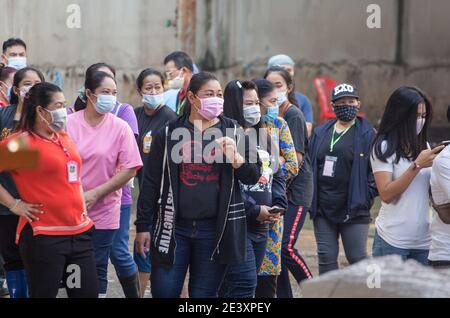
[322,156,338,178]
[67,160,79,183]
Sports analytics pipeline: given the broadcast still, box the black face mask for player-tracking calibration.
[334,104,358,122]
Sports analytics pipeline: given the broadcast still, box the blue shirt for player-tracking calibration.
[295,91,313,124]
[163,89,181,113]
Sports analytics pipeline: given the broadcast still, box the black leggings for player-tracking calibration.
[255,275,277,298]
[0,215,24,272]
[277,204,313,298]
[19,225,98,298]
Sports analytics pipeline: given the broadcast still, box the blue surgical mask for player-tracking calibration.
[277,91,288,107]
[7,57,27,70]
[94,94,117,114]
[262,106,279,123]
[143,94,164,110]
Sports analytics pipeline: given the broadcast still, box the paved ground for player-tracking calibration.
[104,217,375,298]
[1,224,375,299]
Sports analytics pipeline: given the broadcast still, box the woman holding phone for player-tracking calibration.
[371,86,444,265]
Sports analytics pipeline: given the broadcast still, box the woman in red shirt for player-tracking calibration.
[0,82,97,298]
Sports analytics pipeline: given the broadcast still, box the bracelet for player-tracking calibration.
[412,162,421,171]
[10,199,21,211]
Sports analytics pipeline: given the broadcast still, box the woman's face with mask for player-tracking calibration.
[13,71,43,103]
[416,102,427,135]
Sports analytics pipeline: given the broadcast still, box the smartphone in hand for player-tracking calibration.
[435,141,450,154]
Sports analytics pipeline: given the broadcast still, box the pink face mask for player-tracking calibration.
[196,97,224,121]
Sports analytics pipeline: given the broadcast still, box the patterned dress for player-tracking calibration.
[259,117,299,276]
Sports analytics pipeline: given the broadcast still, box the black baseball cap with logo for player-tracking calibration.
[331,83,360,103]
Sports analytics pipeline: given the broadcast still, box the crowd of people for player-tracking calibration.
[0,37,449,299]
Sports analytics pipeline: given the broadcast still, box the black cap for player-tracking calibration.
[331,83,359,103]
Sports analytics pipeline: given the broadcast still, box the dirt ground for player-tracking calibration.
[104,216,376,298]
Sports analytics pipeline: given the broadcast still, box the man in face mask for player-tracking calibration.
[163,51,194,116]
[1,38,28,71]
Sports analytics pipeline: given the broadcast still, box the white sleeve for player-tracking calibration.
[371,141,395,173]
[431,152,450,201]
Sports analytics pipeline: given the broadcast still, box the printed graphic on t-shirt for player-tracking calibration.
[179,140,221,188]
[242,149,273,193]
[143,131,152,154]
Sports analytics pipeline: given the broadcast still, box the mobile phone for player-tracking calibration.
[268,206,285,216]
[439,140,450,147]
[435,141,450,154]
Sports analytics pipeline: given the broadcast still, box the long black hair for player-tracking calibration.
[253,78,276,102]
[223,79,274,157]
[223,80,258,128]
[18,82,62,132]
[264,66,298,107]
[372,86,432,163]
[185,71,219,116]
[74,62,116,111]
[10,67,45,106]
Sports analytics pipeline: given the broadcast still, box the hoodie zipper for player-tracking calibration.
[211,171,234,261]
[166,129,178,265]
[210,125,238,261]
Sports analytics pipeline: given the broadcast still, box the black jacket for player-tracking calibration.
[0,105,19,216]
[135,115,261,265]
[309,117,378,222]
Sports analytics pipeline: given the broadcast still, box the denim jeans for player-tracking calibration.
[372,231,429,266]
[92,229,117,295]
[220,232,267,298]
[133,240,151,274]
[151,218,227,298]
[314,215,369,275]
[110,204,138,278]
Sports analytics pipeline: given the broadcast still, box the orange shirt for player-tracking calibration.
[1,131,93,242]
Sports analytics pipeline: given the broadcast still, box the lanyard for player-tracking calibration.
[32,132,70,158]
[330,123,354,152]
[177,97,186,115]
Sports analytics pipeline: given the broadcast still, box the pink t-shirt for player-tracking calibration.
[66,110,143,230]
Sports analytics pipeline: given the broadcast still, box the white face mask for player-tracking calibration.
[43,108,68,132]
[19,85,32,98]
[243,105,261,127]
[277,90,288,107]
[417,117,426,135]
[168,72,185,90]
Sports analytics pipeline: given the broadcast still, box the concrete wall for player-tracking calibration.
[194,0,450,127]
[1,0,450,127]
[1,0,179,103]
